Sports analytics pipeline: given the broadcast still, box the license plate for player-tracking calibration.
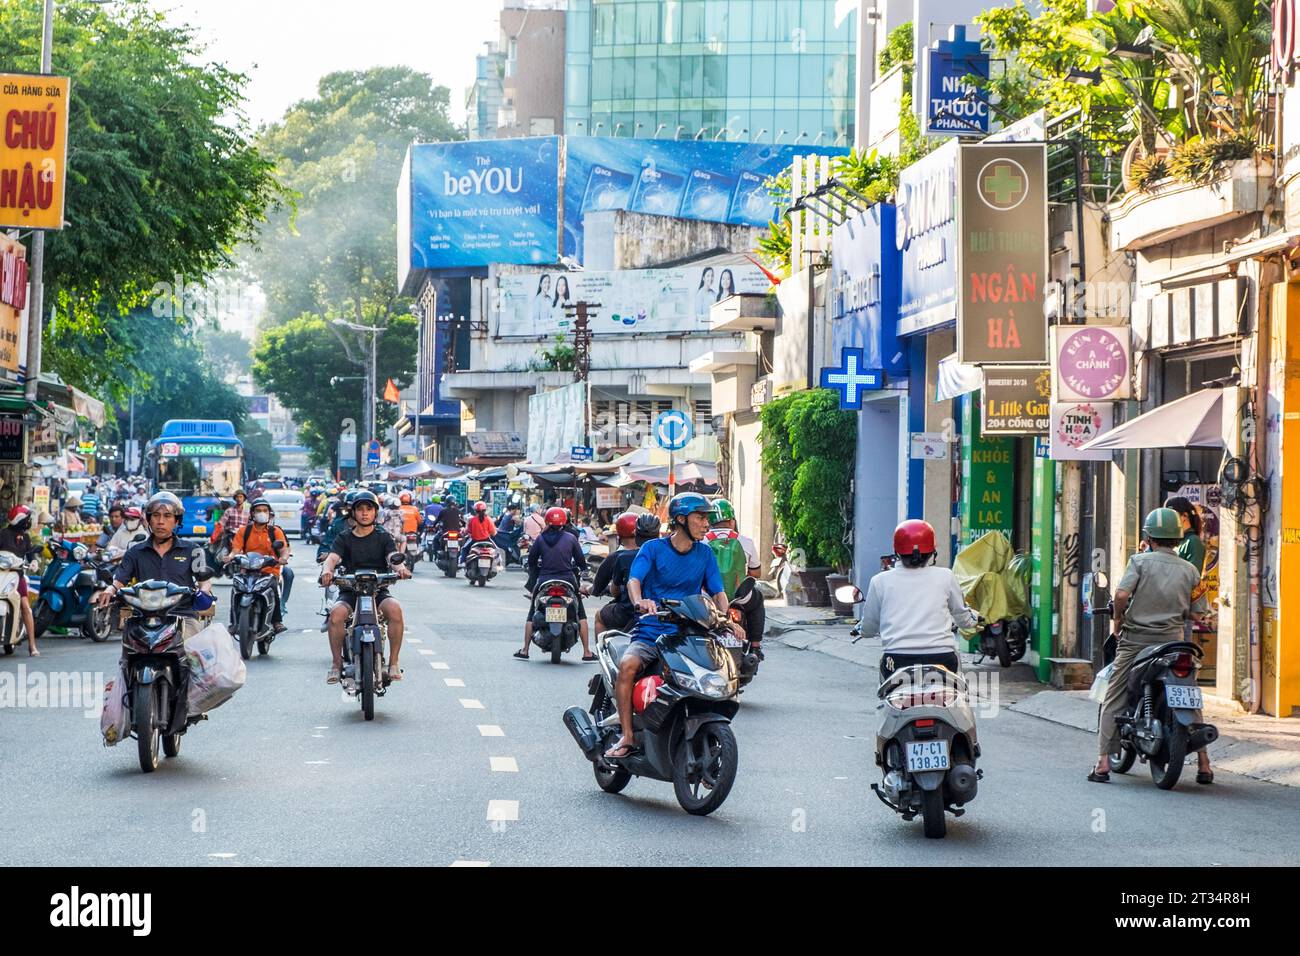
[545,606,567,623]
[716,634,743,648]
[905,739,950,773]
[479,558,492,569]
[1166,684,1202,709]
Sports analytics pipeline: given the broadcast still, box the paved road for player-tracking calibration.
[4,546,1300,866]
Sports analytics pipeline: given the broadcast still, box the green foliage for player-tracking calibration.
[759,390,857,570]
[251,313,416,468]
[877,21,914,76]
[251,66,460,330]
[239,422,280,477]
[197,324,254,382]
[1167,133,1258,185]
[533,335,576,372]
[1126,154,1170,191]
[0,0,284,401]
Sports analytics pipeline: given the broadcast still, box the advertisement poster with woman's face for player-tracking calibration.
[497,263,768,338]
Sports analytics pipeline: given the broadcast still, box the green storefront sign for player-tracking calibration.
[960,392,1015,546]
[1031,452,1056,682]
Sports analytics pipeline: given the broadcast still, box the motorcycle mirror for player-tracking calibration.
[833,584,863,605]
[273,540,285,552]
[388,552,406,567]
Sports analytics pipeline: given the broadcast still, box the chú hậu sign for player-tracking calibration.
[0,73,70,230]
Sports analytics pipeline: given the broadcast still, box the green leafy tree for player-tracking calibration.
[251,313,416,469]
[197,324,254,382]
[240,422,280,477]
[759,389,857,570]
[0,0,284,401]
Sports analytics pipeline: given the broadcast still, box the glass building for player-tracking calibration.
[565,0,856,145]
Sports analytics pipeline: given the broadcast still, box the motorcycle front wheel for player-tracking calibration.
[1150,718,1188,790]
[921,788,947,838]
[33,601,55,639]
[672,723,738,816]
[134,682,160,773]
[237,606,254,661]
[360,644,376,721]
[1110,743,1137,774]
[85,604,113,643]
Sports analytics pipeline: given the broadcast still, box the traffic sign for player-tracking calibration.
[655,410,693,451]
[820,347,883,409]
[366,439,381,466]
[571,445,594,461]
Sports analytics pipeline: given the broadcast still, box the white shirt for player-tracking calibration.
[857,564,977,655]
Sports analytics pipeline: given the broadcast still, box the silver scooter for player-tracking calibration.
[837,584,982,839]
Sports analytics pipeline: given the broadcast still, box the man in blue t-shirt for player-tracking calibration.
[604,493,729,759]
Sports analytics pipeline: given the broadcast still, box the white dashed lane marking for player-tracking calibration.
[444,678,465,687]
[478,725,504,737]
[407,638,422,644]
[417,649,435,656]
[489,756,518,773]
[459,699,485,710]
[451,860,489,867]
[486,800,519,822]
[431,662,450,670]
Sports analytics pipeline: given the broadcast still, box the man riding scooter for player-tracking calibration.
[227,497,293,634]
[514,506,594,662]
[586,512,657,637]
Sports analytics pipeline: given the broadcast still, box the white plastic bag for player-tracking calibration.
[100,661,129,746]
[185,621,246,715]
[1088,661,1115,704]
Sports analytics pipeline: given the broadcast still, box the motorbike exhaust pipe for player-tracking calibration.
[562,706,602,761]
[1187,723,1219,751]
[946,763,978,805]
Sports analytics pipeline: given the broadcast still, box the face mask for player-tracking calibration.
[254,513,271,525]
[125,520,140,531]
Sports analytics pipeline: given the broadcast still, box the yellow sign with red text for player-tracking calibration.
[0,73,70,230]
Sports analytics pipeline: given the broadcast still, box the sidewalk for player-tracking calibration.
[765,601,1300,789]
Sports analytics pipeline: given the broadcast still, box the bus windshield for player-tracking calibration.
[156,455,243,497]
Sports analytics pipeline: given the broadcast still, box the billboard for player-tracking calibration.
[923,27,990,137]
[526,382,587,464]
[896,139,958,337]
[403,137,561,274]
[496,261,769,338]
[562,138,848,260]
[980,365,1051,435]
[956,142,1049,365]
[828,204,906,377]
[0,73,70,230]
[0,232,28,380]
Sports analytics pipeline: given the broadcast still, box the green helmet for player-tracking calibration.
[709,497,735,524]
[1143,507,1182,540]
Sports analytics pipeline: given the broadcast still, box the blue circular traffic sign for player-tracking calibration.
[655,410,693,451]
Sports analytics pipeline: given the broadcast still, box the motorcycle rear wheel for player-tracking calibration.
[995,632,1012,668]
[672,724,738,816]
[1110,743,1137,774]
[551,631,564,664]
[135,682,160,773]
[1150,720,1188,790]
[921,788,947,838]
[257,639,270,656]
[163,731,182,758]
[594,756,632,793]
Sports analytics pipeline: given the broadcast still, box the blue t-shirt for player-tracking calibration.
[628,536,724,643]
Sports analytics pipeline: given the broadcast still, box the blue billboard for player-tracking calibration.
[896,139,958,337]
[923,26,990,137]
[562,137,848,261]
[403,137,561,274]
[829,203,906,378]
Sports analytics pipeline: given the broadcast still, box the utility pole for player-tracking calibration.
[564,300,599,449]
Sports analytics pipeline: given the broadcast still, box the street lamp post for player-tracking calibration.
[331,319,388,465]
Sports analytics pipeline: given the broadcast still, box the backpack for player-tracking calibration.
[236,523,287,554]
[706,530,747,601]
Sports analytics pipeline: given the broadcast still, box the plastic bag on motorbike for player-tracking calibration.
[952,531,1029,630]
[1088,661,1115,704]
[99,661,129,746]
[184,621,247,715]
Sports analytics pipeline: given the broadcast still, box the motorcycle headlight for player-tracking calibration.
[72,545,88,561]
[124,589,184,612]
[699,672,730,698]
[673,656,730,699]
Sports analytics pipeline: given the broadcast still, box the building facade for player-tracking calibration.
[564,0,857,145]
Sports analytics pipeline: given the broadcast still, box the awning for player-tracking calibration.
[1079,388,1226,451]
[935,352,983,402]
[70,387,106,428]
[382,459,466,480]
[1155,228,1300,287]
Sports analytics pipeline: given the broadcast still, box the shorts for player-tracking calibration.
[598,602,638,633]
[334,588,392,613]
[17,575,26,598]
[621,640,661,669]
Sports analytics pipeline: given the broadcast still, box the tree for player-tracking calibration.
[0,0,284,401]
[240,422,280,477]
[197,325,254,383]
[251,313,416,469]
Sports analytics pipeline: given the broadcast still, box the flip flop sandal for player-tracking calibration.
[581,653,598,662]
[604,742,638,760]
[326,667,341,684]
[512,650,529,660]
[1196,770,1214,785]
[1087,770,1110,783]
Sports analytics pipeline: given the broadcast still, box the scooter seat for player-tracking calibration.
[602,630,632,663]
[1132,640,1199,665]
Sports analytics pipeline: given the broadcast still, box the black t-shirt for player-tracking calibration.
[0,528,37,560]
[439,505,462,531]
[330,527,399,573]
[592,548,637,606]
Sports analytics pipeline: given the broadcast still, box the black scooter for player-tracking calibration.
[530,578,582,663]
[564,597,741,815]
[335,558,404,721]
[228,540,284,660]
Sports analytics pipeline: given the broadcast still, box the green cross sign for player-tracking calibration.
[983,163,1024,206]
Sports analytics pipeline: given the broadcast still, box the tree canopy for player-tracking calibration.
[0,0,284,401]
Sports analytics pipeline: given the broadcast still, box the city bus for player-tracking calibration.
[144,420,245,538]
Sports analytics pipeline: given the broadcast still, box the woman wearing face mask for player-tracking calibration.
[227,498,293,632]
[107,507,149,553]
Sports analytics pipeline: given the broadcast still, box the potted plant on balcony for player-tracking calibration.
[759,389,855,606]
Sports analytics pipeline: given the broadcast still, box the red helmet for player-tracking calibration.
[544,507,567,527]
[893,519,936,559]
[7,504,30,523]
[400,491,412,504]
[123,507,143,520]
[474,501,487,514]
[633,675,664,714]
[614,512,638,539]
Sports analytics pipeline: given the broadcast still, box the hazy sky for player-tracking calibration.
[161,0,503,130]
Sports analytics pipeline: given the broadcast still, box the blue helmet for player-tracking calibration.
[668,492,712,521]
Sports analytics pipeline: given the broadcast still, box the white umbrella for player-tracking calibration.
[1078,388,1225,451]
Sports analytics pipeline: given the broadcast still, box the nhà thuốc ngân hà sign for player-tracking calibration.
[956,142,1048,365]
[981,365,1051,435]
[0,73,71,230]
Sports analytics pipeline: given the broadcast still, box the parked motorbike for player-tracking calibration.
[0,551,26,655]
[33,539,113,642]
[768,539,792,597]
[228,543,284,660]
[975,616,1030,668]
[530,578,582,663]
[335,561,403,721]
[563,596,741,815]
[117,580,205,773]
[837,584,980,839]
[723,606,761,690]
[435,530,462,578]
[464,541,499,587]
[1104,634,1219,789]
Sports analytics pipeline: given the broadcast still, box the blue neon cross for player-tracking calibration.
[820,347,882,409]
